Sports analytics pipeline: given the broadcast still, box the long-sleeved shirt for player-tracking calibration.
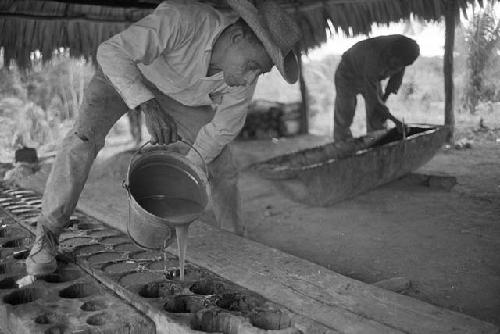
[335,34,405,107]
[97,0,256,163]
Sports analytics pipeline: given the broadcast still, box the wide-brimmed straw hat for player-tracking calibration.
[226,0,302,84]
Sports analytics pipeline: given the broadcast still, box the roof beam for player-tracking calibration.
[0,11,133,23]
[27,0,230,9]
[28,0,158,9]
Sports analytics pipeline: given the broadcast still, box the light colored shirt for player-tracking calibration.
[97,0,256,163]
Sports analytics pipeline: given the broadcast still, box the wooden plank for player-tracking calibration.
[70,179,499,334]
[20,164,499,334]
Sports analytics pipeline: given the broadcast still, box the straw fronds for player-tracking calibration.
[0,0,482,68]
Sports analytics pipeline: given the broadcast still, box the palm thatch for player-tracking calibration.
[0,0,483,68]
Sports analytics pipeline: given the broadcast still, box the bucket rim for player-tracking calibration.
[131,195,204,226]
[125,150,210,226]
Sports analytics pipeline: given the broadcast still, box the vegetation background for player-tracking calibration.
[0,6,499,162]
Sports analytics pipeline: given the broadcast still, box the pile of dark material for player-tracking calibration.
[238,100,301,140]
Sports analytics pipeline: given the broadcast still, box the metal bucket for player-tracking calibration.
[123,141,210,249]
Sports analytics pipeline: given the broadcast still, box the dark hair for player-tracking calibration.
[390,36,420,66]
[232,18,261,45]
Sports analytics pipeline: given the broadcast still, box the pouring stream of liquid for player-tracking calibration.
[175,225,189,281]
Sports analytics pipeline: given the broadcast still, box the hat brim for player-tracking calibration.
[226,0,299,84]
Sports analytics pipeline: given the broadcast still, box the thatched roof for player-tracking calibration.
[0,0,482,68]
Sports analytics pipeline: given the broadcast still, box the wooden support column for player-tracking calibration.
[297,50,309,134]
[444,0,456,143]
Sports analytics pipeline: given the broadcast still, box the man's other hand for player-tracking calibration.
[140,98,178,145]
[394,119,409,137]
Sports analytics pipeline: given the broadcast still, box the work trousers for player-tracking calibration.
[39,68,243,236]
[333,66,388,142]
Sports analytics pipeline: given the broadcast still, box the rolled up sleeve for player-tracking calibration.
[189,83,256,164]
[96,5,193,109]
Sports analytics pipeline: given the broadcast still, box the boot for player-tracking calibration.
[25,224,59,275]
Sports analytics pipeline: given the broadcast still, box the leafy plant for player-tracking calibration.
[0,49,94,161]
[462,0,500,114]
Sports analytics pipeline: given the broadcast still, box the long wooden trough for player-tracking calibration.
[250,124,449,206]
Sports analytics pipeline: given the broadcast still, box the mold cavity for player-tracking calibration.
[191,309,233,332]
[60,237,93,248]
[87,230,120,238]
[24,198,41,204]
[34,313,60,325]
[0,276,20,289]
[74,244,105,256]
[190,280,226,296]
[11,208,37,215]
[250,310,293,330]
[86,312,107,326]
[0,228,30,240]
[130,251,162,261]
[0,248,13,258]
[39,270,81,283]
[76,223,94,230]
[100,236,129,245]
[148,259,178,271]
[81,300,107,312]
[0,227,27,238]
[113,243,142,252]
[138,281,183,298]
[102,261,137,275]
[0,262,25,274]
[35,314,50,324]
[165,267,202,282]
[59,283,98,299]
[164,295,205,313]
[2,238,30,248]
[11,190,35,197]
[3,288,43,305]
[44,325,66,334]
[216,293,259,313]
[87,252,124,265]
[13,249,30,259]
[119,271,165,287]
[21,213,39,220]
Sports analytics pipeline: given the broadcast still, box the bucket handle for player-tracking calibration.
[122,138,209,193]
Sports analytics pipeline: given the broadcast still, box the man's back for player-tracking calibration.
[336,34,407,88]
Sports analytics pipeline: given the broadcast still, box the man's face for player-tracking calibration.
[220,32,273,87]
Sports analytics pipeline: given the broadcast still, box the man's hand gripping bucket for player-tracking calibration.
[123,140,210,250]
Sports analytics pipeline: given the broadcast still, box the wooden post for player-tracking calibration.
[444,0,456,143]
[297,50,309,134]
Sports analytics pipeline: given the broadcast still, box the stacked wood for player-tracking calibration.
[238,100,300,140]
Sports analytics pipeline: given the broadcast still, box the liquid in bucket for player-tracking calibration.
[138,197,204,219]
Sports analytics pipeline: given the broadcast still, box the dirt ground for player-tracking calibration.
[231,132,500,327]
[10,125,500,328]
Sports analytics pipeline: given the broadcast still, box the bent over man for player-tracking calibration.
[333,34,420,142]
[26,0,301,275]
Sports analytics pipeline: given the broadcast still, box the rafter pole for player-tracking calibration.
[296,49,309,134]
[444,0,456,144]
[0,11,135,23]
